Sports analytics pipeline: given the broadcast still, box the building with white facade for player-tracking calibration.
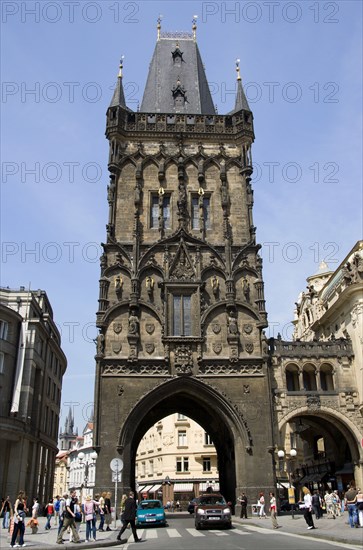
[135,413,219,508]
[68,422,98,500]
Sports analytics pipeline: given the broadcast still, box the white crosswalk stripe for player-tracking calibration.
[185,528,205,537]
[166,527,182,537]
[142,529,158,538]
[210,529,229,536]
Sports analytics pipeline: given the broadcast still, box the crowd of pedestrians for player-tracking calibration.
[0,488,115,547]
[236,479,363,532]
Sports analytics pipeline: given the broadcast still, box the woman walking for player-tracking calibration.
[84,494,99,542]
[258,493,266,518]
[97,493,105,532]
[268,492,280,529]
[44,498,54,530]
[302,486,315,530]
[11,491,28,548]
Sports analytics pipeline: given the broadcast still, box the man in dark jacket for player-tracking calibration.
[117,491,141,543]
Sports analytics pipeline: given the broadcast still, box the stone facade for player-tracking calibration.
[270,241,363,492]
[0,287,67,502]
[94,31,274,505]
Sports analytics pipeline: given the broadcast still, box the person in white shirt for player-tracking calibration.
[302,486,315,529]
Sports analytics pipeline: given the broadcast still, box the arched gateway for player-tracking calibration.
[93,23,275,504]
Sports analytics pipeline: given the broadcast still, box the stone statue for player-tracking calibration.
[242,277,250,301]
[128,311,139,335]
[97,333,105,355]
[227,310,238,335]
[211,275,219,297]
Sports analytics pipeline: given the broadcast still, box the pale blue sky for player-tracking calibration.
[1,0,362,432]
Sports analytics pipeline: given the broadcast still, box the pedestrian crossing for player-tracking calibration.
[134,527,252,539]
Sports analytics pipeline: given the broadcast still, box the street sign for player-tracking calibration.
[112,472,122,482]
[110,458,124,472]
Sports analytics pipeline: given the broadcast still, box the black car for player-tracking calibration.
[194,493,232,530]
[187,498,198,514]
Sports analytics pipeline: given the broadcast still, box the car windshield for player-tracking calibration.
[199,496,226,505]
[138,501,162,510]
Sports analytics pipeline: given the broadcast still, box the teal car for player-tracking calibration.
[136,499,166,527]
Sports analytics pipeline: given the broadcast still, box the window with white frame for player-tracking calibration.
[204,432,213,445]
[203,457,211,472]
[176,456,189,472]
[149,459,154,475]
[178,430,187,446]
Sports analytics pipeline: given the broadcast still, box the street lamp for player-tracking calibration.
[78,451,98,494]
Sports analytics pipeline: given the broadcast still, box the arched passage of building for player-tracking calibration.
[117,377,252,505]
[94,375,275,506]
[278,408,363,491]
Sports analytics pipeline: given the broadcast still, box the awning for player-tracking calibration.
[139,484,155,493]
[277,481,290,489]
[199,482,220,492]
[174,483,193,492]
[149,484,162,492]
[137,485,146,493]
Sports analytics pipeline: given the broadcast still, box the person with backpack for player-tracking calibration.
[311,490,322,519]
[56,489,80,544]
[54,496,61,526]
[57,494,67,536]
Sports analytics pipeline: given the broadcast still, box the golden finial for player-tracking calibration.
[235,58,241,81]
[157,15,162,40]
[118,55,124,78]
[192,15,198,41]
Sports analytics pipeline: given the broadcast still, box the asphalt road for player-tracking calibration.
[101,515,361,550]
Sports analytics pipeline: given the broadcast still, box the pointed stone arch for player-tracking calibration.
[116,376,255,503]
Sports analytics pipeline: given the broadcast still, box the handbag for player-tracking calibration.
[75,512,82,522]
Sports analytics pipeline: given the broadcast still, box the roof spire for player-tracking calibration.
[192,15,198,41]
[109,55,126,108]
[236,58,241,81]
[157,14,162,41]
[231,58,251,113]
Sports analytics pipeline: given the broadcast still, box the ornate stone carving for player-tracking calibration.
[306,395,321,410]
[145,343,155,355]
[243,385,250,394]
[96,333,105,356]
[103,364,169,375]
[169,244,195,280]
[243,324,253,334]
[212,343,222,354]
[112,342,122,354]
[245,342,254,354]
[146,323,155,335]
[212,322,221,334]
[199,364,263,375]
[113,322,122,334]
[174,345,193,375]
[117,384,124,396]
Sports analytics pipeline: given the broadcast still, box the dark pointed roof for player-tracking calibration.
[233,78,251,112]
[109,61,126,108]
[140,35,216,114]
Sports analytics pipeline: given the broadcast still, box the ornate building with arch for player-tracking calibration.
[270,241,363,492]
[93,20,362,504]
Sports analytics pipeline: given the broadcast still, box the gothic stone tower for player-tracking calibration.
[94,22,275,503]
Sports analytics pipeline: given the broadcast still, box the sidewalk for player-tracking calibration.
[1,511,362,548]
[0,516,120,549]
[233,511,363,546]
